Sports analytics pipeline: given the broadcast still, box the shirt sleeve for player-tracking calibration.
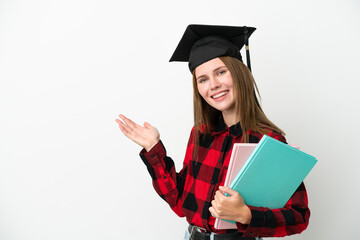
[236,132,310,237]
[139,128,195,217]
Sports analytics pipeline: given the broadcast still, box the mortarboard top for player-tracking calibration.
[169,24,256,73]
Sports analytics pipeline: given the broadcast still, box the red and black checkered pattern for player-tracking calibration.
[139,118,310,237]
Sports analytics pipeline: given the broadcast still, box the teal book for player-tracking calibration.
[225,135,317,224]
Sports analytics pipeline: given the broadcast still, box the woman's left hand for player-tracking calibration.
[209,186,252,224]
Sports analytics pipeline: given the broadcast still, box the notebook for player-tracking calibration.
[214,135,315,229]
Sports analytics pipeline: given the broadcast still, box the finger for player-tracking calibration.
[115,118,126,128]
[119,114,137,128]
[215,192,229,207]
[211,199,217,209]
[216,190,227,201]
[209,207,219,218]
[118,115,128,128]
[117,120,133,135]
[214,190,221,202]
[115,119,124,131]
[143,122,152,129]
[219,186,238,196]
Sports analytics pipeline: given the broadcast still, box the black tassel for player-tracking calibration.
[244,27,252,72]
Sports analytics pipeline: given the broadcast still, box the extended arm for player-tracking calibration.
[116,114,194,217]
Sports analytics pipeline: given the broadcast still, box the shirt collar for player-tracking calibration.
[212,116,243,137]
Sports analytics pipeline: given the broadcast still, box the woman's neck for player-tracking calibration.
[222,111,240,127]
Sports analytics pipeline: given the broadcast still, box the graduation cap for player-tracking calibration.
[169,24,256,73]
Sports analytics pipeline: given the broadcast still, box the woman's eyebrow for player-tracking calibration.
[213,66,226,72]
[196,74,206,80]
[196,66,227,80]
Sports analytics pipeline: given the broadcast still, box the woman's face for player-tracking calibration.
[195,57,236,115]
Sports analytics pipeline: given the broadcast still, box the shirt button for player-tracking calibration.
[163,176,167,179]
[151,154,156,158]
[249,232,253,236]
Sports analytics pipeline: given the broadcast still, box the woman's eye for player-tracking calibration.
[218,70,226,75]
[199,78,207,83]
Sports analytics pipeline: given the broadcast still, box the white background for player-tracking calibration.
[0,0,359,239]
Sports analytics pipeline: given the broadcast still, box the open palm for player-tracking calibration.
[115,114,160,152]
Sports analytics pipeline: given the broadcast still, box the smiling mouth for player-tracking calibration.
[211,90,229,99]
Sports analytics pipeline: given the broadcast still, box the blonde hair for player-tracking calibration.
[192,56,284,152]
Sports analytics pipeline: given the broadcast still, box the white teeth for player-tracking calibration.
[212,91,228,99]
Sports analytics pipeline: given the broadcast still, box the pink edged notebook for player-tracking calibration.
[214,143,299,229]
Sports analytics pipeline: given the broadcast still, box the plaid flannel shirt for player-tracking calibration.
[140,118,310,238]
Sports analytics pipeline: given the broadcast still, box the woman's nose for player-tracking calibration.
[210,77,221,90]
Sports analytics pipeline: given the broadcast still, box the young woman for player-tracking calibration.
[115,25,310,240]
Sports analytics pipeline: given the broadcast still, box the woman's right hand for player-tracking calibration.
[115,114,160,152]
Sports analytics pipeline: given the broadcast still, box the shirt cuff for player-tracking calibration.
[139,140,166,165]
[236,206,265,237]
